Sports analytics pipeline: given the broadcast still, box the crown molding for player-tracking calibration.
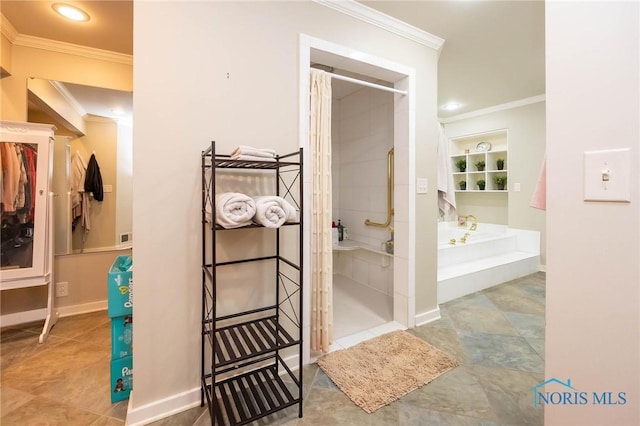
[50,80,87,117]
[313,0,444,52]
[440,95,546,123]
[11,33,132,65]
[1,13,18,42]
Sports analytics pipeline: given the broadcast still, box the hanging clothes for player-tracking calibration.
[14,145,27,211]
[1,142,21,213]
[84,153,104,202]
[16,145,33,224]
[71,151,87,230]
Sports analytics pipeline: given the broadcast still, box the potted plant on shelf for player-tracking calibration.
[455,159,466,173]
[475,160,485,171]
[459,180,466,190]
[496,158,505,170]
[494,175,507,190]
[477,179,486,190]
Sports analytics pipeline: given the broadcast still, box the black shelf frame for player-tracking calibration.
[201,141,303,426]
[202,356,300,426]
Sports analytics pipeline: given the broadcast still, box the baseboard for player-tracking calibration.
[57,300,107,318]
[124,354,301,425]
[414,306,441,327]
[125,387,202,426]
[538,264,547,272]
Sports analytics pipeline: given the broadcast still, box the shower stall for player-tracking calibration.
[330,81,396,340]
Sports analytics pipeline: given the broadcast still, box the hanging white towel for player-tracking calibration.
[437,124,456,219]
[252,196,297,228]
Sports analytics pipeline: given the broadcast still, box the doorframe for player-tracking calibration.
[299,34,416,363]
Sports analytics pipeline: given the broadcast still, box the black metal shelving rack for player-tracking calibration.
[201,141,303,426]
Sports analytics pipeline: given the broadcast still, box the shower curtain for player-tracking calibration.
[309,69,333,352]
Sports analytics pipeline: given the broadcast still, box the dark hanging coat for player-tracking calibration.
[84,154,104,202]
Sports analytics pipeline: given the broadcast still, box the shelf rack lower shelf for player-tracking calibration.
[202,359,300,426]
[204,315,300,370]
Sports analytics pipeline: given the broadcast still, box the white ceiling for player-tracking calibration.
[363,1,545,117]
[0,0,132,54]
[1,1,545,120]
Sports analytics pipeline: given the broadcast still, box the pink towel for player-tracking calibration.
[530,156,546,210]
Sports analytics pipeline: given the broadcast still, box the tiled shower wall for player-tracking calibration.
[331,86,394,296]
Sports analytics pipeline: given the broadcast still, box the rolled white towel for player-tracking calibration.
[214,192,257,229]
[253,196,297,228]
[231,145,276,159]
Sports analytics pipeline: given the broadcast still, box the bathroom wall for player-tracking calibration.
[132,1,440,421]
[444,101,546,265]
[332,86,394,296]
[546,2,639,424]
[116,122,133,244]
[0,36,132,317]
[70,119,118,252]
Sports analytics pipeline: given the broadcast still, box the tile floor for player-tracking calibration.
[0,272,545,425]
[1,309,128,425]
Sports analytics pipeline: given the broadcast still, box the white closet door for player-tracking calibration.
[0,121,54,285]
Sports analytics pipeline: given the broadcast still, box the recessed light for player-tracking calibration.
[442,102,461,111]
[111,108,125,116]
[52,3,90,22]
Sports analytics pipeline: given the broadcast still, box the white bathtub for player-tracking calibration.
[437,222,508,247]
[437,221,540,303]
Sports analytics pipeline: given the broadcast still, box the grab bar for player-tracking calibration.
[365,147,394,227]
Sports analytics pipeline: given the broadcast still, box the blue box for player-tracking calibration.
[108,255,133,318]
[110,355,133,403]
[111,315,133,359]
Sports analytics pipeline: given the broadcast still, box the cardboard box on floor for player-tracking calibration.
[111,315,133,359]
[108,255,133,318]
[110,356,133,403]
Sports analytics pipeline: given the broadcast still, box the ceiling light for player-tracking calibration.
[52,3,90,22]
[111,108,125,116]
[442,102,461,111]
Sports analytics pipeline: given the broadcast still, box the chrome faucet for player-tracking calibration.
[466,215,478,231]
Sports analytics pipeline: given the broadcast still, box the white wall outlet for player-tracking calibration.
[416,178,428,194]
[56,282,69,297]
[584,148,631,202]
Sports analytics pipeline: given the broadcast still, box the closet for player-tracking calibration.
[200,141,303,425]
[0,121,57,343]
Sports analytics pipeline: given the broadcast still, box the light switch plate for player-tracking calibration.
[416,178,428,194]
[583,148,631,202]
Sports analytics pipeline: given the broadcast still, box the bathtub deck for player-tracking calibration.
[437,226,540,304]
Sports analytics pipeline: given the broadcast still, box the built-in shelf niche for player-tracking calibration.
[450,129,508,193]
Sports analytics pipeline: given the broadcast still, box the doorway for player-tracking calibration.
[300,35,416,362]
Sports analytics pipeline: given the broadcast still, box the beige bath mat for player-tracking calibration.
[317,330,459,413]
